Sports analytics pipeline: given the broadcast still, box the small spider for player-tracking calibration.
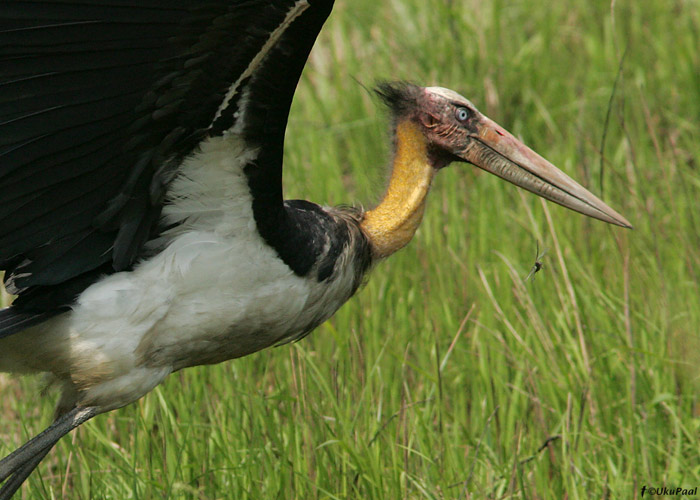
[525,240,547,282]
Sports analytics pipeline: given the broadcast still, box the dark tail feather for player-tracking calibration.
[0,307,64,339]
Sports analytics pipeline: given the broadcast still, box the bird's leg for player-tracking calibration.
[0,406,98,499]
[0,445,53,500]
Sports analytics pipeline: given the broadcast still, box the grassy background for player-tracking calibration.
[2,0,700,498]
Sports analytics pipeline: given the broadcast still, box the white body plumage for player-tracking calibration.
[0,134,365,412]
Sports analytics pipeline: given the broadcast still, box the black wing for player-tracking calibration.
[0,0,334,334]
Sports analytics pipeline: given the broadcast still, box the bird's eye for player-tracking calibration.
[455,107,470,123]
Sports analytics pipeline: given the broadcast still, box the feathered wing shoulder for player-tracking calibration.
[0,0,334,324]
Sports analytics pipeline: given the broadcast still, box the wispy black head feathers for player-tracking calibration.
[375,81,422,119]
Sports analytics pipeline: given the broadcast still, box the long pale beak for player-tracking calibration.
[462,115,632,228]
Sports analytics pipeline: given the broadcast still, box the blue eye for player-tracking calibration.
[455,107,469,122]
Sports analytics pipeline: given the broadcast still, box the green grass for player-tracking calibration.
[2,0,700,498]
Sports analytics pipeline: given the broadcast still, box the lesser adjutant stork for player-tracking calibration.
[0,0,631,496]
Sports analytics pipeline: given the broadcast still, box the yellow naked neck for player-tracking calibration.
[361,120,436,258]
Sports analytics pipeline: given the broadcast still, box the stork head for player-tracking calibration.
[376,82,631,228]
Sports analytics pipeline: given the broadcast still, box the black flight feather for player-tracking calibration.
[0,0,336,335]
